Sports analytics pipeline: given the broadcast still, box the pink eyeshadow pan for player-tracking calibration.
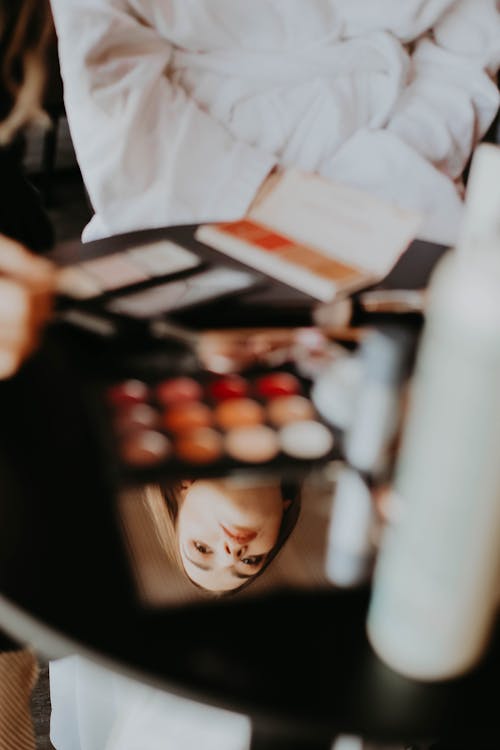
[156,377,203,405]
[80,254,149,290]
[224,425,279,463]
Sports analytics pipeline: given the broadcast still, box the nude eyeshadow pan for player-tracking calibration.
[266,395,315,426]
[224,425,280,463]
[56,240,202,300]
[215,398,265,429]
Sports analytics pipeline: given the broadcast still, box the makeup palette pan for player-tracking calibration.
[57,240,202,300]
[104,367,338,482]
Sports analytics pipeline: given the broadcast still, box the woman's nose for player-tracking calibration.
[223,540,245,558]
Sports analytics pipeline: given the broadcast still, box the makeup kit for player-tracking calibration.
[52,225,314,337]
[105,368,337,482]
[49,224,447,485]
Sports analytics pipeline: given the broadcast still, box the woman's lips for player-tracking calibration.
[221,525,257,544]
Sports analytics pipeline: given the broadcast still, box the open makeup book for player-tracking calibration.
[196,169,422,303]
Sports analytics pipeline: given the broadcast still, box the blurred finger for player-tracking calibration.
[0,234,56,288]
[0,278,31,327]
[0,349,23,380]
[0,320,33,349]
[0,280,39,366]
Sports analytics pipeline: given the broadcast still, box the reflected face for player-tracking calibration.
[177,480,288,592]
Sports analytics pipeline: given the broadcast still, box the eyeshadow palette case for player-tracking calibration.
[51,224,318,345]
[51,224,449,354]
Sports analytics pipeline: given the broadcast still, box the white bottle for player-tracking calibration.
[366,144,500,681]
[325,465,379,588]
[344,326,415,478]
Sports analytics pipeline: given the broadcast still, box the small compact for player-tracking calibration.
[102,365,339,484]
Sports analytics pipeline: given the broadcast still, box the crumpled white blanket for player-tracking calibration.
[49,656,251,750]
[49,0,500,247]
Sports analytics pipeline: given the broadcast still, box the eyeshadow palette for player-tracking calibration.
[105,266,256,319]
[51,225,319,348]
[103,366,339,483]
[56,240,203,300]
[56,238,261,325]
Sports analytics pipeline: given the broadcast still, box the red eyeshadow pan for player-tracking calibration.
[207,375,249,401]
[156,376,203,405]
[254,372,302,398]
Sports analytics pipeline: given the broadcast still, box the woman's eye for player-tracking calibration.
[240,555,265,567]
[193,541,212,555]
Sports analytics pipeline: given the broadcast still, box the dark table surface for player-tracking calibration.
[3,226,496,750]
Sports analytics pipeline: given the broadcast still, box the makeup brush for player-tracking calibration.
[54,299,368,374]
[148,319,368,374]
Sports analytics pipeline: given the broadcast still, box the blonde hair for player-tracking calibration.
[145,482,184,572]
[119,482,219,605]
[0,0,54,144]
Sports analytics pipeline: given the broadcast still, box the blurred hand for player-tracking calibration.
[0,234,56,379]
[197,326,335,374]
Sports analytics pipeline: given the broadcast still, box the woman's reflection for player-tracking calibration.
[120,477,301,599]
[171,479,299,592]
